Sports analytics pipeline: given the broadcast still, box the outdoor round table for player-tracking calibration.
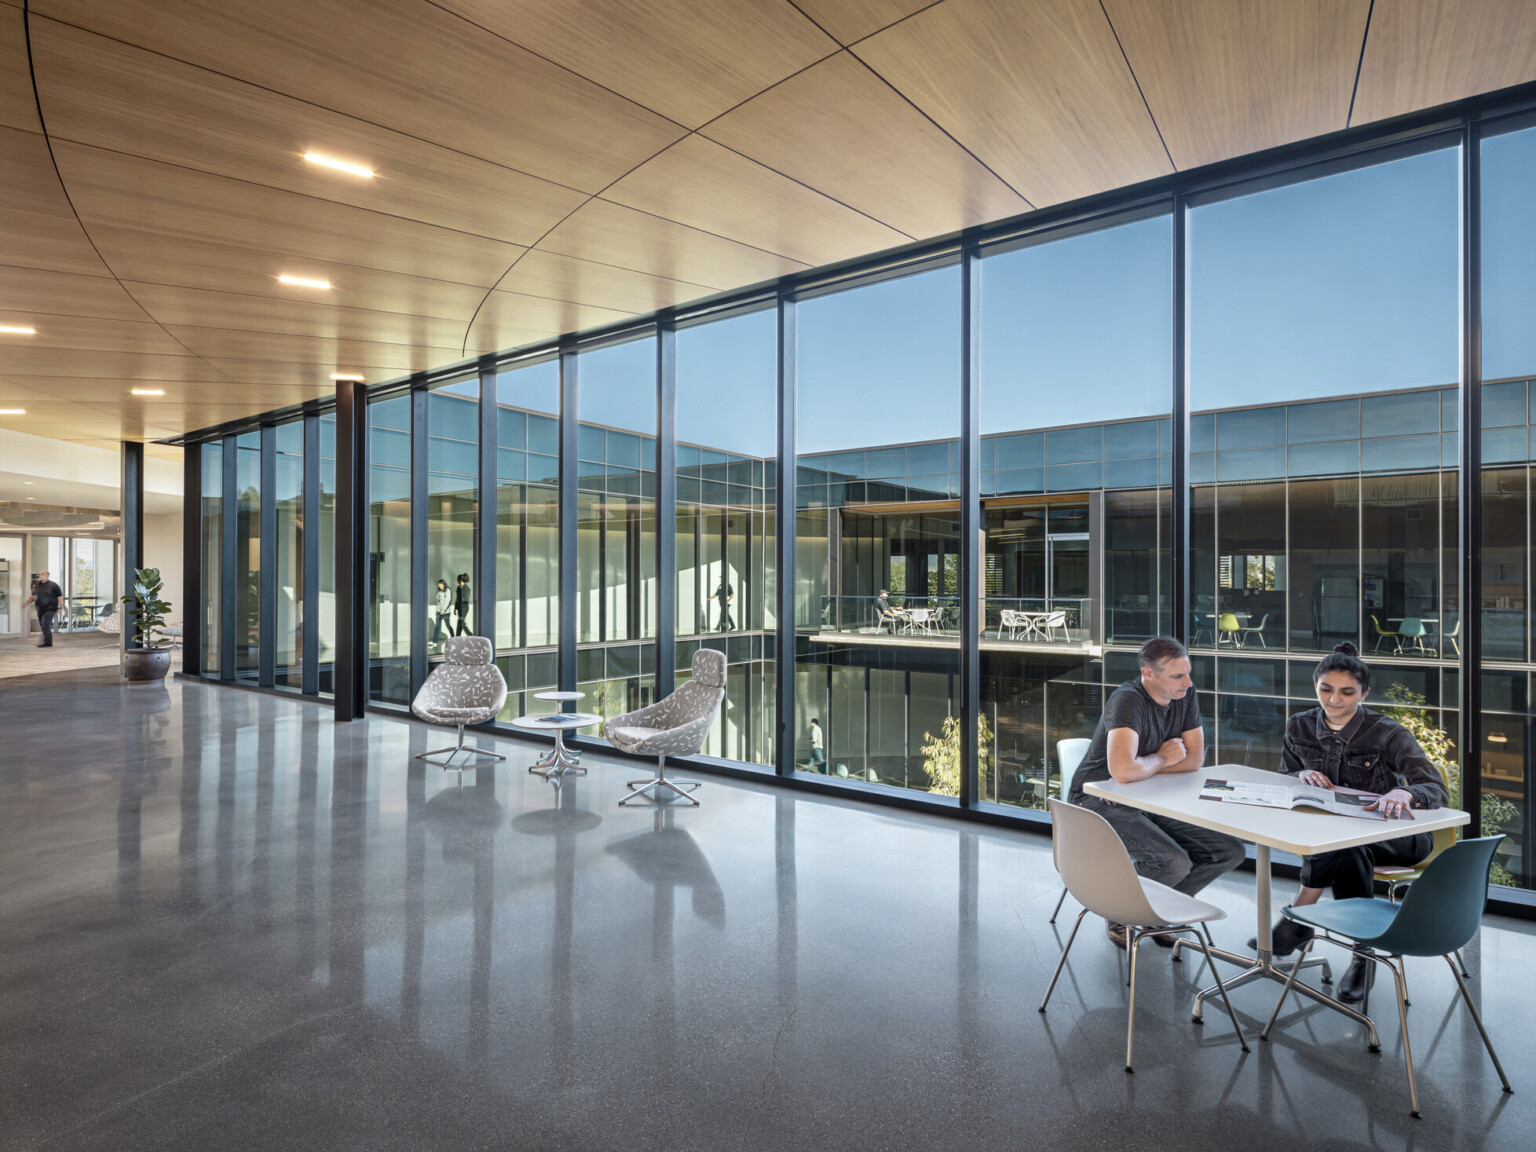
[514,703,599,780]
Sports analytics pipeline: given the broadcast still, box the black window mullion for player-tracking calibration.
[181,444,201,675]
[1459,120,1484,826]
[477,359,497,650]
[959,240,981,808]
[1171,194,1191,646]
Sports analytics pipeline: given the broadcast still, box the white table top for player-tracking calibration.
[1084,763,1468,858]
[534,691,585,702]
[509,712,602,732]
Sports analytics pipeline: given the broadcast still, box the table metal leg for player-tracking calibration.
[529,729,587,779]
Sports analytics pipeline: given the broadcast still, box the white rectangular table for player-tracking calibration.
[1085,763,1469,1041]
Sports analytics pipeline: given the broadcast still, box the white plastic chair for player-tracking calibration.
[1047,738,1092,924]
[1039,799,1247,1072]
[1040,609,1068,642]
[904,607,935,635]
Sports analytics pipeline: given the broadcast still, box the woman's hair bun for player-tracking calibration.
[1333,641,1360,657]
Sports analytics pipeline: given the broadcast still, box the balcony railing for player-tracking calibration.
[811,595,1096,646]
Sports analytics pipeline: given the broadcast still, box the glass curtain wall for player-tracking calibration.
[494,359,561,719]
[273,421,304,690]
[676,308,777,766]
[979,215,1172,808]
[795,266,960,791]
[1188,145,1460,775]
[234,430,261,681]
[200,441,222,671]
[369,396,412,705]
[1481,116,1536,888]
[426,378,478,662]
[577,334,658,728]
[318,416,336,695]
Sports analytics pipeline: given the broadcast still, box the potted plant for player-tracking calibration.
[122,566,173,682]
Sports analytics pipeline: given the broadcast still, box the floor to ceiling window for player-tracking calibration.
[494,358,561,720]
[979,213,1172,808]
[273,420,304,690]
[426,378,479,665]
[318,415,336,695]
[369,395,413,706]
[1188,143,1459,775]
[200,441,221,672]
[577,333,658,729]
[234,430,261,682]
[676,307,777,766]
[795,265,961,792]
[1481,114,1536,888]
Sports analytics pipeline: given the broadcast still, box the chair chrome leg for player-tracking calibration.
[1196,929,1249,1051]
[1446,955,1513,1093]
[619,754,702,806]
[1049,887,1069,924]
[1261,938,1311,1041]
[416,725,507,769]
[1039,908,1086,1012]
[1383,956,1420,1117]
[1125,929,1144,1072]
[1454,948,1469,978]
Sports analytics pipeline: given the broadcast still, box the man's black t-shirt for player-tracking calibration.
[32,580,63,612]
[1068,679,1202,802]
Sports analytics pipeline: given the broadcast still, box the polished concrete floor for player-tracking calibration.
[0,630,164,679]
[2,668,1533,1151]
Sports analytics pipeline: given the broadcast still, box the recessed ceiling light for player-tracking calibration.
[303,152,374,179]
[0,325,36,335]
[26,496,36,501]
[0,408,25,415]
[330,373,365,382]
[1488,732,1509,744]
[23,481,34,485]
[278,274,331,290]
[130,388,165,396]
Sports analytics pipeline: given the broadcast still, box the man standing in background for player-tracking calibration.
[24,570,63,648]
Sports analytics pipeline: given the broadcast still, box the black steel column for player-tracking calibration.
[656,318,677,698]
[410,387,428,695]
[558,340,578,693]
[1459,121,1483,825]
[1170,196,1191,646]
[774,291,797,776]
[958,242,982,808]
[302,414,321,695]
[181,443,202,676]
[333,380,368,720]
[477,358,497,644]
[258,424,276,687]
[121,440,145,650]
[220,433,237,681]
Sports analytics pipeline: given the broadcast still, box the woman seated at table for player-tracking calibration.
[1262,641,1448,1003]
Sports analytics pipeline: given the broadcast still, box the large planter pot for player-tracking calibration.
[123,647,171,682]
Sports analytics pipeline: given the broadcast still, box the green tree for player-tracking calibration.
[920,712,992,798]
[1380,684,1517,887]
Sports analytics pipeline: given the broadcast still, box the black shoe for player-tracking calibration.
[1106,922,1128,950]
[1247,918,1314,958]
[1339,953,1376,1003]
[1151,932,1179,948]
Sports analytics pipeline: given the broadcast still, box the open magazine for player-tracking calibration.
[1199,777,1410,822]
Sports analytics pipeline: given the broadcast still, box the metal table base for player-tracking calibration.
[528,728,585,780]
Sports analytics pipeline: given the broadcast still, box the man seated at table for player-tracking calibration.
[1068,636,1245,949]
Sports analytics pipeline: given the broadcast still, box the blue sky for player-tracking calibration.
[491,138,1528,458]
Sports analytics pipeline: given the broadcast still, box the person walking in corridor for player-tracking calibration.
[24,570,63,648]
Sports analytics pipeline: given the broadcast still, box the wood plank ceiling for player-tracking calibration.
[1,0,1533,455]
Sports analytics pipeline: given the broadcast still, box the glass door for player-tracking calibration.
[0,536,21,635]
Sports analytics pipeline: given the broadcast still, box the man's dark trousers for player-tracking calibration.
[38,608,56,646]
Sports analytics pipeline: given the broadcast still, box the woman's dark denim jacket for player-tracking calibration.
[1279,706,1448,810]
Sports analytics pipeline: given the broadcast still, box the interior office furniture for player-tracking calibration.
[1047,737,1094,924]
[1039,799,1247,1073]
[1239,613,1271,648]
[409,636,509,771]
[1371,615,1402,652]
[1261,837,1512,1118]
[1084,763,1468,1037]
[606,648,727,807]
[1217,612,1243,647]
[1376,758,1457,902]
[525,690,588,776]
[511,709,601,780]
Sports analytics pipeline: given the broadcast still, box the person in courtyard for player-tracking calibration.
[1068,636,1245,949]
[1265,641,1447,1002]
[808,717,826,771]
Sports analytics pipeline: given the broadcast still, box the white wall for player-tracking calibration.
[144,512,183,619]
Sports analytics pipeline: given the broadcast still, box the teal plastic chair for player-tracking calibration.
[1259,837,1512,1118]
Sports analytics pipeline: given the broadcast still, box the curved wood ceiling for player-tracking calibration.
[1,0,1533,456]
